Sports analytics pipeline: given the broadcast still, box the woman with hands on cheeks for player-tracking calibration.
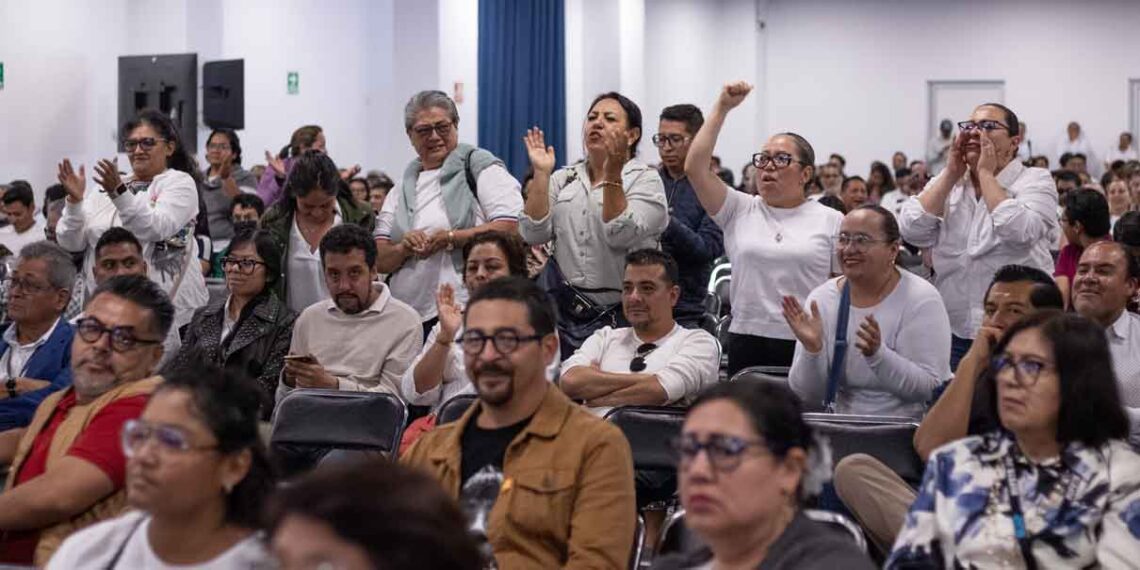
[783,205,951,418]
[520,92,667,357]
[684,82,843,375]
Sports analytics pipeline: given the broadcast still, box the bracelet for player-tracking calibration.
[598,181,623,190]
[6,378,16,399]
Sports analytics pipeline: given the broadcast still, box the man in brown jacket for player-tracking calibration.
[0,275,173,566]
[403,276,637,569]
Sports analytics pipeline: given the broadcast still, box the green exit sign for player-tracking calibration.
[287,71,298,95]
[0,62,5,91]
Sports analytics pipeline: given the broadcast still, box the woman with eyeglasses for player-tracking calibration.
[684,82,844,375]
[782,205,951,417]
[56,109,210,354]
[48,363,275,569]
[521,92,668,357]
[259,150,374,313]
[654,381,873,569]
[173,226,296,418]
[888,311,1140,568]
[202,129,259,255]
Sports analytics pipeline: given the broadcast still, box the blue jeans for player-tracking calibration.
[950,335,973,372]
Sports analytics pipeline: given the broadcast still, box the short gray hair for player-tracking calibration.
[404,90,459,131]
[18,240,78,291]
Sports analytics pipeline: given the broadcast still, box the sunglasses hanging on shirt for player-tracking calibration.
[629,343,659,372]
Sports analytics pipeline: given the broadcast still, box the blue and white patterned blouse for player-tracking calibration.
[887,431,1140,568]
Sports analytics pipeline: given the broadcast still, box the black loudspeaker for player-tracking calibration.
[203,59,244,130]
[118,53,198,150]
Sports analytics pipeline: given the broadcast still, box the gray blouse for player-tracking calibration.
[519,159,667,304]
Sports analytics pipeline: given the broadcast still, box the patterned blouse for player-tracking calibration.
[887,431,1140,568]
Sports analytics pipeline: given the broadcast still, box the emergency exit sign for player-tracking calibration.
[287,71,298,95]
[0,62,5,91]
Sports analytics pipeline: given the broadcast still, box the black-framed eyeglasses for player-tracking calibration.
[833,232,892,251]
[221,257,266,275]
[752,152,807,170]
[123,137,168,152]
[7,276,55,295]
[670,433,770,473]
[121,419,218,457]
[651,134,690,148]
[992,354,1054,386]
[76,317,163,353]
[629,343,658,372]
[411,121,454,139]
[460,329,544,356]
[957,120,1009,133]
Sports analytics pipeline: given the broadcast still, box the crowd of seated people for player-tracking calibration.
[2,80,1140,569]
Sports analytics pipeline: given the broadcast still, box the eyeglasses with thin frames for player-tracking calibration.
[957,120,1009,133]
[7,276,55,295]
[992,354,1054,387]
[651,134,690,148]
[833,233,892,252]
[121,419,218,457]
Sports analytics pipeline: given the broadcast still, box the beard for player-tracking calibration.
[71,360,123,401]
[335,293,364,315]
[471,361,515,407]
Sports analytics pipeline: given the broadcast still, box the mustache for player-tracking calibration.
[473,361,512,377]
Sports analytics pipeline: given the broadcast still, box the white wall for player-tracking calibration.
[0,0,478,200]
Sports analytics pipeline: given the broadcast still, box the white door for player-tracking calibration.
[927,80,1005,147]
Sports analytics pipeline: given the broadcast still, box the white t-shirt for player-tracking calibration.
[879,189,908,216]
[788,271,951,418]
[374,164,522,321]
[286,202,342,313]
[712,191,844,340]
[49,511,273,570]
[561,323,720,416]
[0,318,60,381]
[0,218,46,258]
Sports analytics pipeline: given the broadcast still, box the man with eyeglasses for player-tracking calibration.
[403,276,636,569]
[375,90,523,338]
[0,275,171,566]
[1071,241,1140,442]
[0,242,76,435]
[899,103,1059,370]
[653,104,725,329]
[277,224,421,399]
[561,249,719,416]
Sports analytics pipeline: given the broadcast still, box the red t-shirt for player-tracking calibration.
[1053,243,1082,280]
[0,391,148,564]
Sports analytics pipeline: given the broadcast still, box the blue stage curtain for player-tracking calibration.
[478,0,566,182]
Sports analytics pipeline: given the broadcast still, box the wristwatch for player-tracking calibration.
[6,378,16,399]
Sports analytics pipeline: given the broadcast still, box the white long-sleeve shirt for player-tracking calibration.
[897,161,1058,339]
[788,271,952,418]
[56,168,208,333]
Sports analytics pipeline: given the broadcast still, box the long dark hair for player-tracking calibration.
[122,109,202,187]
[974,310,1130,448]
[156,360,276,528]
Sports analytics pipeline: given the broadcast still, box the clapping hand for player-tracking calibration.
[854,315,881,357]
[56,159,87,203]
[523,127,557,175]
[265,151,287,177]
[400,229,430,258]
[600,126,630,180]
[782,296,824,354]
[92,158,124,194]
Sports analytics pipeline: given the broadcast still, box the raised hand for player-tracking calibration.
[855,315,881,357]
[601,127,630,180]
[944,131,969,180]
[523,127,557,175]
[92,158,124,194]
[340,164,362,181]
[57,159,87,203]
[218,155,234,180]
[265,150,287,176]
[782,296,824,354]
[436,283,463,341]
[717,81,754,112]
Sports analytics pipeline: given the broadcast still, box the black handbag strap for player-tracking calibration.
[824,281,851,413]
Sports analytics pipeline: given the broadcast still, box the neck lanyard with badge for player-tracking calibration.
[1001,450,1082,570]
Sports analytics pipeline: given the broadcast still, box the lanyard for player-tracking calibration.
[1001,451,1082,570]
